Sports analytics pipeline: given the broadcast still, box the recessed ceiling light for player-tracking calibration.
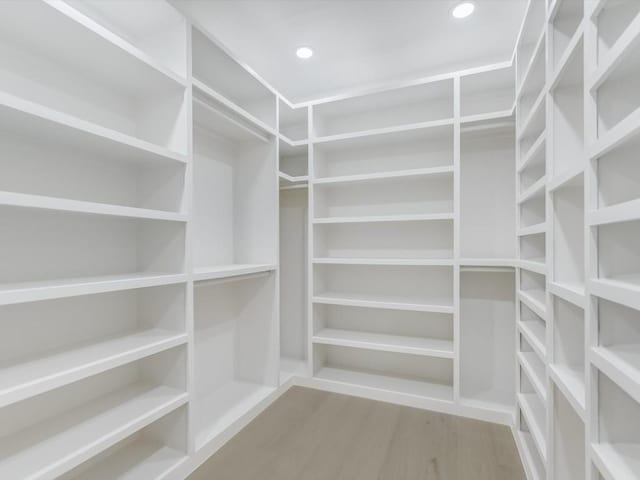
[296,46,313,59]
[452,2,475,19]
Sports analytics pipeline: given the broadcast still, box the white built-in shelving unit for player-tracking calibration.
[2,0,639,478]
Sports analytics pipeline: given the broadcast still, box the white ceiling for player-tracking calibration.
[175,0,528,103]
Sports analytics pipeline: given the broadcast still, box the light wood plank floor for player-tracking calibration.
[189,386,526,480]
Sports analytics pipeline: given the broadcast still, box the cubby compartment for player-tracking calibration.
[192,28,276,130]
[0,347,187,479]
[596,0,640,66]
[461,122,516,259]
[313,344,454,401]
[520,193,546,229]
[592,372,640,479]
[0,1,188,154]
[460,65,515,117]
[596,134,640,211]
[65,0,188,78]
[597,219,640,290]
[312,80,453,138]
[550,39,584,179]
[193,273,278,450]
[193,105,277,278]
[279,100,308,141]
[313,124,453,180]
[517,37,546,126]
[551,296,585,409]
[516,0,546,89]
[552,384,586,480]
[460,270,515,410]
[0,284,186,408]
[313,304,453,358]
[313,219,453,260]
[520,302,547,359]
[518,103,546,162]
[314,172,453,221]
[0,207,185,293]
[519,134,546,191]
[313,264,454,313]
[280,187,308,382]
[60,406,188,480]
[520,269,547,312]
[518,415,547,480]
[594,299,640,398]
[0,128,187,215]
[552,177,585,295]
[519,363,547,460]
[520,232,546,265]
[549,0,584,72]
[279,141,308,181]
[520,334,547,402]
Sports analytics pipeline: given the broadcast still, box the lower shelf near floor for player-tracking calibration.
[279,357,308,384]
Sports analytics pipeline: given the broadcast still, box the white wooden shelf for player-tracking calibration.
[313,258,453,266]
[591,345,640,405]
[0,91,187,166]
[519,259,547,275]
[518,429,546,480]
[589,199,640,226]
[518,393,547,462]
[193,264,276,283]
[592,443,640,480]
[519,290,547,320]
[195,381,275,450]
[517,222,547,236]
[0,329,187,409]
[518,176,546,204]
[517,27,546,97]
[459,258,516,269]
[549,281,586,309]
[519,321,547,360]
[547,165,584,193]
[313,166,453,186]
[314,367,453,402]
[549,23,584,91]
[63,438,186,480]
[0,384,187,480]
[313,292,454,314]
[312,329,454,358]
[0,191,187,223]
[278,172,308,184]
[549,363,586,420]
[519,351,547,402]
[518,130,546,173]
[0,273,187,307]
[517,89,546,141]
[590,276,640,312]
[313,213,454,225]
[589,106,640,160]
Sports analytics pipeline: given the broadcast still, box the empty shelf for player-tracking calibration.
[589,199,640,226]
[519,352,547,402]
[519,289,547,319]
[313,118,455,144]
[518,393,547,461]
[193,264,276,282]
[0,329,187,409]
[517,222,547,236]
[549,281,586,308]
[313,213,454,224]
[519,259,547,275]
[313,291,454,314]
[592,345,640,404]
[313,258,453,266]
[590,276,640,312]
[0,273,188,306]
[312,329,454,358]
[314,166,454,185]
[549,364,586,418]
[315,367,453,402]
[0,384,187,479]
[519,321,546,360]
[592,443,640,480]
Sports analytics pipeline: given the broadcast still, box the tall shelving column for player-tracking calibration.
[585,1,640,479]
[515,0,550,478]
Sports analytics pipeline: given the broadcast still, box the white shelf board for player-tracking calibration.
[0,384,187,480]
[519,259,547,275]
[459,258,516,268]
[278,133,308,147]
[547,165,584,193]
[458,392,514,417]
[549,363,586,420]
[0,329,187,409]
[460,109,514,125]
[64,438,187,480]
[592,443,640,480]
[517,430,546,480]
[312,258,453,266]
[313,166,454,186]
[589,12,640,92]
[280,357,307,384]
[314,367,453,402]
[589,106,640,160]
[313,292,454,314]
[592,345,640,405]
[0,91,187,166]
[549,281,586,308]
[0,273,188,306]
[518,176,546,204]
[590,276,640,312]
[192,78,276,138]
[517,88,546,141]
[280,184,308,191]
[517,130,546,173]
[517,222,547,237]
[519,351,547,403]
[516,27,546,98]
[589,199,640,226]
[312,118,455,144]
[278,172,308,184]
[193,264,276,283]
[312,328,454,358]
[0,191,187,223]
[313,213,454,225]
[195,381,275,450]
[549,24,584,92]
[193,96,269,144]
[518,393,547,462]
[518,289,547,320]
[519,321,547,360]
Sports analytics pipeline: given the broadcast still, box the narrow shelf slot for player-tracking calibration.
[552,383,586,479]
[520,302,547,360]
[550,0,584,72]
[517,0,546,89]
